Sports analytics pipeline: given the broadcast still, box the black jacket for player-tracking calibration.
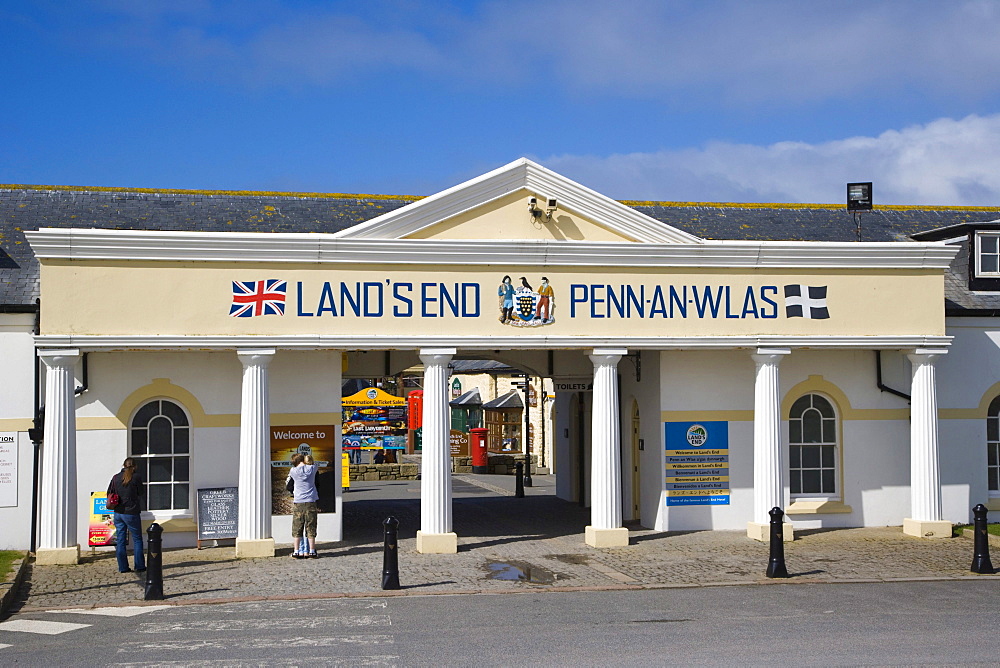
[110,470,144,515]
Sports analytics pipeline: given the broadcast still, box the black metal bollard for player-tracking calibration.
[381,516,401,590]
[144,522,164,600]
[523,454,532,488]
[970,504,994,574]
[765,507,789,578]
[515,461,525,498]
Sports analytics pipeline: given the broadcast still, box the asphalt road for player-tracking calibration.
[1,580,998,666]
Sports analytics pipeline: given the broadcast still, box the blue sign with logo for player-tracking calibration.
[664,421,730,506]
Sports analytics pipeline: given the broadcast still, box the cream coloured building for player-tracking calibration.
[1,159,998,563]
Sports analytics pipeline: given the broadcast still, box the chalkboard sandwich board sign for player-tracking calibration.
[196,487,238,549]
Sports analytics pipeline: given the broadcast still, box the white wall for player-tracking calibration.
[0,315,37,550]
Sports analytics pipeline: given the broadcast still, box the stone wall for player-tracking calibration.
[452,454,537,475]
[348,455,537,480]
[348,463,419,481]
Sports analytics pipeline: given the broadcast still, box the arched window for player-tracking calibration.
[130,399,190,511]
[789,394,838,497]
[988,396,1000,494]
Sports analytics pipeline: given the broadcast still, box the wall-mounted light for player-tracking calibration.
[529,196,557,222]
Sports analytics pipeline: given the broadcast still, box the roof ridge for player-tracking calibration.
[0,183,423,202]
[2,183,997,212]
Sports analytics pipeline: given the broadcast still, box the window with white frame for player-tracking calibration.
[976,232,1000,277]
[130,399,190,511]
[988,396,1000,494]
[789,394,838,497]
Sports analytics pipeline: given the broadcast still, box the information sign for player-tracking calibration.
[664,421,730,506]
[196,487,239,544]
[0,432,16,507]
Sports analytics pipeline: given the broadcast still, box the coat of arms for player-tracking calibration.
[498,275,554,327]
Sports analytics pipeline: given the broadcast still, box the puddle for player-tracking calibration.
[484,560,557,584]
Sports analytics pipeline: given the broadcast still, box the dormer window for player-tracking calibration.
[976,232,1000,277]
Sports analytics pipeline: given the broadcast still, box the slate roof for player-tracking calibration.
[3,184,1000,312]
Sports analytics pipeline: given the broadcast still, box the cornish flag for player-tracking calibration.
[784,285,829,319]
[230,279,287,317]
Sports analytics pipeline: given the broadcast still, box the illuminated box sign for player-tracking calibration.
[664,421,730,506]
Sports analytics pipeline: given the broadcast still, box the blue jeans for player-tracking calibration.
[114,512,145,572]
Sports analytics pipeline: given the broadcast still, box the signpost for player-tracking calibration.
[196,486,239,549]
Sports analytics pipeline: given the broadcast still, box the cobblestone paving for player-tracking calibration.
[10,477,997,612]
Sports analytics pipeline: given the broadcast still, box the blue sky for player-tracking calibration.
[4,0,1000,205]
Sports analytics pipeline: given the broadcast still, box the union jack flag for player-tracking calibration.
[230,279,287,317]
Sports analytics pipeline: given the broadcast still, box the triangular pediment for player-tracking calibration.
[332,158,703,244]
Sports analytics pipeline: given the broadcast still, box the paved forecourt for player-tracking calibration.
[8,475,996,612]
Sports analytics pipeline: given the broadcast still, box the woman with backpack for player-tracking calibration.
[108,457,146,574]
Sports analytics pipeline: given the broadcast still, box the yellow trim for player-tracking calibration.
[141,517,196,533]
[661,410,754,422]
[77,416,126,431]
[273,413,342,427]
[937,381,1000,420]
[0,418,33,431]
[116,378,210,428]
[782,375,909,421]
[786,500,853,515]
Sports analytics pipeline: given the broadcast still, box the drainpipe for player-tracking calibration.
[28,299,42,554]
[876,350,910,401]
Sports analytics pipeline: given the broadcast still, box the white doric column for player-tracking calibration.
[748,348,793,542]
[236,349,276,558]
[586,348,629,548]
[903,348,952,538]
[417,348,458,554]
[36,349,81,565]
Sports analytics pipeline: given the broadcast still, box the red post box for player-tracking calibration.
[470,427,489,473]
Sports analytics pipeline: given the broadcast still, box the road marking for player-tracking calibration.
[127,634,395,652]
[157,600,387,616]
[0,643,10,649]
[50,605,172,617]
[139,615,391,633]
[0,619,91,635]
[112,656,399,667]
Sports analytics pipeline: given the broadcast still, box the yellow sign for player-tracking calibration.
[342,452,350,490]
[88,491,117,547]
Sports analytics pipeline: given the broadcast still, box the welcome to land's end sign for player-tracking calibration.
[38,263,945,338]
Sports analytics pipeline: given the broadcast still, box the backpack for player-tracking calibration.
[106,475,121,511]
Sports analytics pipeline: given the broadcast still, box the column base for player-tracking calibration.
[35,545,80,565]
[902,518,952,538]
[747,521,794,542]
[585,526,630,548]
[235,538,275,558]
[416,531,458,554]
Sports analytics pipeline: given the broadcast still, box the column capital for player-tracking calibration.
[237,348,276,367]
[37,348,81,367]
[590,348,628,366]
[753,347,790,358]
[419,348,456,366]
[907,348,948,364]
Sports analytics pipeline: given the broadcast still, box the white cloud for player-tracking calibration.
[59,1,1000,101]
[541,114,1000,205]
